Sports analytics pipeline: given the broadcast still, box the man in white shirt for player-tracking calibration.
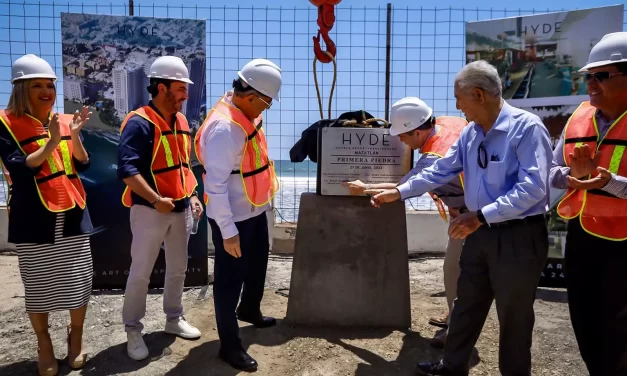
[194,58,282,372]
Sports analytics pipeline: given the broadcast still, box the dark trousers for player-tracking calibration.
[565,219,627,376]
[209,213,270,351]
[443,216,548,376]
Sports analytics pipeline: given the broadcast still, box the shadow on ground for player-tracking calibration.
[163,319,480,376]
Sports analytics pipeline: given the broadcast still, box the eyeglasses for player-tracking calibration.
[584,71,624,83]
[477,141,488,169]
[257,96,272,109]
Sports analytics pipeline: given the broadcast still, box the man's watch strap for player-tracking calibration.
[476,209,487,225]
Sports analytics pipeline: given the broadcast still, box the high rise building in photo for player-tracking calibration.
[113,63,145,118]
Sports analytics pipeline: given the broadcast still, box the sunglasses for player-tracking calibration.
[584,71,624,83]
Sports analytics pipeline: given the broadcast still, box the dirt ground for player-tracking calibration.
[0,254,586,376]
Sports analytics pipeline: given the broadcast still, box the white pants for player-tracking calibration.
[123,204,192,332]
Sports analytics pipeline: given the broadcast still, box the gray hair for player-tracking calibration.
[455,60,502,98]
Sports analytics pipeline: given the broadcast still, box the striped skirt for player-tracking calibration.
[16,212,93,313]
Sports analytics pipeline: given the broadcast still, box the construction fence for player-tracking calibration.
[0,1,626,222]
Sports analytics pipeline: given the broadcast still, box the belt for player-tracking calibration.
[488,214,546,228]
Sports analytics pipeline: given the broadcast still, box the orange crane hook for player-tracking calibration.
[310,0,341,63]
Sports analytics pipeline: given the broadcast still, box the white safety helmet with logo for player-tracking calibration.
[147,55,193,84]
[389,97,434,136]
[579,31,627,72]
[238,58,282,102]
[11,54,57,84]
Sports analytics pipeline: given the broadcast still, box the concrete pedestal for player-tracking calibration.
[286,193,411,328]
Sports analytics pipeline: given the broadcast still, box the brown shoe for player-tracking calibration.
[428,313,449,328]
[430,329,447,349]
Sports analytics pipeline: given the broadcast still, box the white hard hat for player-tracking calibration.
[147,56,193,84]
[389,97,434,136]
[11,54,57,84]
[238,58,282,102]
[579,32,627,72]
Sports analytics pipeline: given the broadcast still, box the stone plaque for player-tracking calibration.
[316,127,413,195]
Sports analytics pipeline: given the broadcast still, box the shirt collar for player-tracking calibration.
[148,100,175,126]
[472,100,512,133]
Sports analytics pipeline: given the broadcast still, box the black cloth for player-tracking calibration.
[565,219,627,376]
[210,212,270,350]
[117,101,189,212]
[289,110,386,163]
[443,215,548,376]
[0,119,93,244]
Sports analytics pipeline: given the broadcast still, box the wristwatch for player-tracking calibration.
[191,190,199,197]
[476,209,487,225]
[151,196,161,205]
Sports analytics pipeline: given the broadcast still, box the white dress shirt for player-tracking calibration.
[200,91,270,239]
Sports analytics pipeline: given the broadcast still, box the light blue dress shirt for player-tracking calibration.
[396,101,553,224]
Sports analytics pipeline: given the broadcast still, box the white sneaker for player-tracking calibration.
[127,332,149,361]
[165,316,201,339]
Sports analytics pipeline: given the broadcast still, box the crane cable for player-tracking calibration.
[313,50,337,120]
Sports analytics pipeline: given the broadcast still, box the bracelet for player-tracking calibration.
[151,196,161,205]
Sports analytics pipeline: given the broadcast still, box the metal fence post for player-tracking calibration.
[129,0,134,16]
[384,3,392,122]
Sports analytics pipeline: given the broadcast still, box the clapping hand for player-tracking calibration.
[70,106,92,135]
[48,113,61,145]
[566,166,612,190]
[568,144,600,179]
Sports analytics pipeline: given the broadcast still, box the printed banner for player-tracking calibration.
[61,13,208,289]
[465,5,624,108]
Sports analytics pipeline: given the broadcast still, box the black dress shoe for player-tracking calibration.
[219,348,258,372]
[416,361,466,376]
[236,309,277,328]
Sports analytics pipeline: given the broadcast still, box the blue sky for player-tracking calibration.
[0,0,626,161]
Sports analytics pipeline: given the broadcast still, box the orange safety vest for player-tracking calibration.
[419,116,468,222]
[120,106,197,207]
[556,101,627,241]
[194,96,279,206]
[0,110,87,212]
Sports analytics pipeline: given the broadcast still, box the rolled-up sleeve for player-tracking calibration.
[481,122,552,224]
[396,136,465,200]
[201,122,241,239]
[117,117,150,180]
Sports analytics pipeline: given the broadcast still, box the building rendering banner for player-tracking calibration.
[465,5,624,109]
[61,13,208,289]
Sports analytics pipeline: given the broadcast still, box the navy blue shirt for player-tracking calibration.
[0,116,94,244]
[117,102,189,212]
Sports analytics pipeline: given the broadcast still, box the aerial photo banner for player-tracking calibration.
[61,13,208,289]
[466,5,624,288]
[465,5,624,109]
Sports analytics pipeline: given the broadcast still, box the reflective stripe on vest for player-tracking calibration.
[419,116,468,222]
[0,110,87,212]
[119,106,197,208]
[194,95,279,206]
[556,101,627,241]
